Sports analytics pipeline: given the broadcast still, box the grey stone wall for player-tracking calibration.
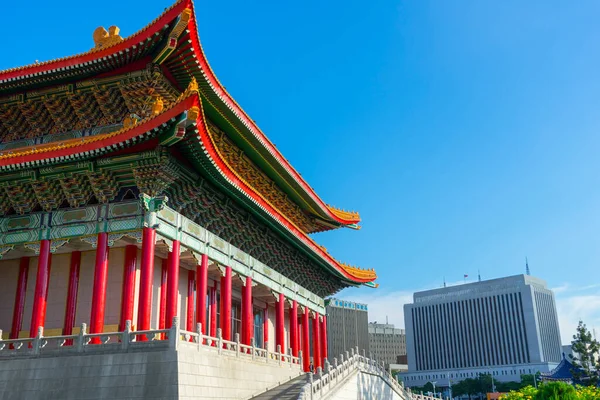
[0,341,303,400]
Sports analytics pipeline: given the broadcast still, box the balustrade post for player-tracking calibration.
[298,349,302,368]
[251,338,256,360]
[217,328,223,355]
[265,341,269,361]
[122,320,131,351]
[33,327,43,356]
[196,323,202,350]
[277,345,282,366]
[0,330,3,352]
[235,333,240,358]
[169,316,180,350]
[309,372,314,400]
[289,347,292,368]
[77,323,87,352]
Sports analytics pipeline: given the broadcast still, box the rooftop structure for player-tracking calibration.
[0,1,378,398]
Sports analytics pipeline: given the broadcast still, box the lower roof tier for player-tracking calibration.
[0,87,377,292]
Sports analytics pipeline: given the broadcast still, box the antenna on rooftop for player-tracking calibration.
[386,315,388,325]
[526,257,530,276]
[443,277,446,288]
[478,269,481,282]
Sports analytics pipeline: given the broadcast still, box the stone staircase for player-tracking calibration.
[249,375,309,399]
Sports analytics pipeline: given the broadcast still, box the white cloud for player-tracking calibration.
[338,289,413,328]
[555,290,600,345]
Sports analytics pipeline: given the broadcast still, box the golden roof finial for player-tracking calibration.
[93,26,124,49]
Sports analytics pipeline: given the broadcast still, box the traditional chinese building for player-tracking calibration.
[0,0,377,392]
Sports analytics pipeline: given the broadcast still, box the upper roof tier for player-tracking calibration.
[0,0,361,234]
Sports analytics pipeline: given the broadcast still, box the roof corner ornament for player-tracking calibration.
[93,26,124,49]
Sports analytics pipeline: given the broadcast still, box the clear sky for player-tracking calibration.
[3,0,600,344]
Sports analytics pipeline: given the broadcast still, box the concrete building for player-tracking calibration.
[326,298,370,360]
[369,322,407,368]
[401,274,562,387]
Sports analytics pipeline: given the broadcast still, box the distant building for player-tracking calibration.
[400,274,562,388]
[326,299,369,360]
[368,322,406,368]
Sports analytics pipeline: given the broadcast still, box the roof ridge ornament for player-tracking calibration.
[93,26,124,49]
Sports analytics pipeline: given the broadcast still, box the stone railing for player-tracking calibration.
[0,317,301,369]
[298,347,438,400]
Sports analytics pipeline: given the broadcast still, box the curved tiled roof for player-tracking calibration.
[0,0,361,231]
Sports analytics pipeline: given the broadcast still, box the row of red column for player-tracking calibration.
[9,228,328,368]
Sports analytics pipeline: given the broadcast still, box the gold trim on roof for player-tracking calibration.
[327,204,360,221]
[339,262,377,280]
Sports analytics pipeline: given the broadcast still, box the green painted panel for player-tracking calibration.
[53,207,96,226]
[108,202,141,219]
[51,224,96,239]
[107,218,143,232]
[3,231,38,244]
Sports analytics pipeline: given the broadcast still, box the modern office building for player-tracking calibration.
[326,299,370,361]
[368,322,407,368]
[400,274,562,387]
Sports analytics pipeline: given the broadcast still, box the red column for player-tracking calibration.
[209,284,217,338]
[159,257,168,330]
[63,252,81,338]
[290,300,298,358]
[90,232,109,340]
[276,292,285,354]
[196,254,208,335]
[137,227,156,334]
[302,308,310,372]
[10,257,29,339]
[219,266,232,341]
[321,314,328,364]
[242,276,253,346]
[186,270,195,332]
[313,312,322,370]
[263,306,269,348]
[119,246,137,331]
[165,240,181,328]
[30,240,51,338]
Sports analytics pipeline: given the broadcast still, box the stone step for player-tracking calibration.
[250,374,309,400]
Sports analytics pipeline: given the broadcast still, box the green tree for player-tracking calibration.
[570,320,600,386]
[534,381,577,400]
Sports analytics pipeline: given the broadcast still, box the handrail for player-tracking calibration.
[0,318,302,370]
[298,347,439,400]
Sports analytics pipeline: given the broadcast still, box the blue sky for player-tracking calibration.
[3,0,600,343]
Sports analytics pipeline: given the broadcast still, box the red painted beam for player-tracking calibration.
[63,252,81,342]
[242,276,253,346]
[10,257,29,339]
[29,240,50,338]
[196,254,208,335]
[209,284,217,340]
[313,312,322,370]
[290,300,298,358]
[186,270,195,333]
[321,315,328,364]
[302,308,310,372]
[159,257,168,331]
[276,293,285,355]
[137,227,156,339]
[165,241,181,328]
[90,233,109,342]
[219,266,232,341]
[119,246,137,331]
